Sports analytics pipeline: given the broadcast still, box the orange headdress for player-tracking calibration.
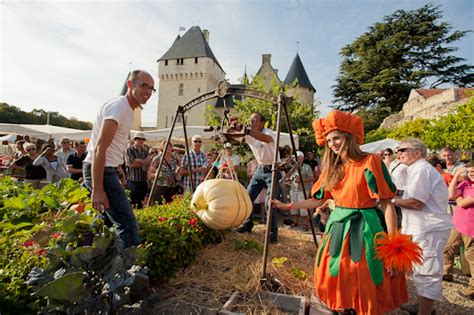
[312,110,364,146]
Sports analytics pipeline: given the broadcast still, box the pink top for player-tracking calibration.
[452,180,474,238]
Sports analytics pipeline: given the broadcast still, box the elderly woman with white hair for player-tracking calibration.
[392,138,452,315]
[11,142,47,188]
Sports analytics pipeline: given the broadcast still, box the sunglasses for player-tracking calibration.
[396,147,414,153]
[193,140,202,143]
[384,153,391,156]
[135,138,146,141]
[26,148,36,151]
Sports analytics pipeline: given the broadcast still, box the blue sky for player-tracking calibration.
[1,0,473,127]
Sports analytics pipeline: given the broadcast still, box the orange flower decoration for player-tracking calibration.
[312,110,364,146]
[374,231,423,273]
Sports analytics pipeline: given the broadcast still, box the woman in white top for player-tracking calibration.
[33,144,69,183]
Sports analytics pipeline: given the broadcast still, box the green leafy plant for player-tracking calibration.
[0,177,91,313]
[27,214,149,314]
[136,194,222,277]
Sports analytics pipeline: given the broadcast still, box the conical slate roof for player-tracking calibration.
[284,53,315,92]
[158,26,225,73]
[120,72,130,96]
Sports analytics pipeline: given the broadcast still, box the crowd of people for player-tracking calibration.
[0,69,472,314]
[270,112,473,314]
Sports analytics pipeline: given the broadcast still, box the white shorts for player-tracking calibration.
[289,190,309,216]
[411,229,450,300]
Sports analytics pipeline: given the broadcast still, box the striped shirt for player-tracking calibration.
[125,145,148,182]
[181,149,208,191]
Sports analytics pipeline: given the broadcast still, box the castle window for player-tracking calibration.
[179,83,184,96]
[197,88,201,93]
[195,57,198,64]
[200,72,203,78]
[177,59,184,65]
[165,60,168,66]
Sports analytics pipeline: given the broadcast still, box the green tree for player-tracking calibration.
[333,3,473,130]
[0,103,92,129]
[423,100,474,149]
[204,75,317,155]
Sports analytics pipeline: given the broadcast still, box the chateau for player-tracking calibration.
[154,26,316,129]
[381,88,474,128]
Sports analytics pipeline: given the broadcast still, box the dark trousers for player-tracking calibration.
[83,163,140,248]
[127,180,148,209]
[241,165,281,238]
[151,186,179,205]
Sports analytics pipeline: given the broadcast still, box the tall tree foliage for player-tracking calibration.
[333,4,473,125]
[0,103,92,130]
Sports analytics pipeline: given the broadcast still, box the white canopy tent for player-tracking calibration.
[0,134,18,143]
[0,123,91,142]
[135,126,299,149]
[360,138,401,153]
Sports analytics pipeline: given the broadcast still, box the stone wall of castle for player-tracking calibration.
[381,88,471,129]
[157,57,225,129]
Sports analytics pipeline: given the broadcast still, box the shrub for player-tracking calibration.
[27,214,149,314]
[136,194,222,277]
[0,177,90,313]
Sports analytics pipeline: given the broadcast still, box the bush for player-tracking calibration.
[0,177,90,314]
[136,194,222,277]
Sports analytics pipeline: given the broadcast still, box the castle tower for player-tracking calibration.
[156,26,226,128]
[120,72,142,130]
[284,53,315,106]
[256,54,281,91]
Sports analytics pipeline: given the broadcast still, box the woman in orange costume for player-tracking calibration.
[273,110,408,314]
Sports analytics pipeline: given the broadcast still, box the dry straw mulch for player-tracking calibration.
[151,224,474,314]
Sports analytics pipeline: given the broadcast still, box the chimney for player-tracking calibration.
[262,54,271,65]
[202,29,210,43]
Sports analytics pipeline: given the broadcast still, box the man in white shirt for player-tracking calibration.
[221,142,240,174]
[83,70,155,248]
[55,138,75,163]
[236,112,281,243]
[392,138,452,315]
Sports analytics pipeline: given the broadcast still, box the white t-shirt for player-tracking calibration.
[244,128,277,165]
[222,153,240,168]
[401,158,452,235]
[85,96,134,167]
[389,159,408,191]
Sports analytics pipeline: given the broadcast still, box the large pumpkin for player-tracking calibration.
[191,179,252,230]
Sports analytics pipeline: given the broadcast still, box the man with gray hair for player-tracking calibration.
[180,134,208,191]
[392,138,452,315]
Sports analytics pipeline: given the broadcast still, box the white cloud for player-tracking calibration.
[1,0,472,128]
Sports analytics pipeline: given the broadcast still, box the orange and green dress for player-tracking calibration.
[311,154,407,315]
